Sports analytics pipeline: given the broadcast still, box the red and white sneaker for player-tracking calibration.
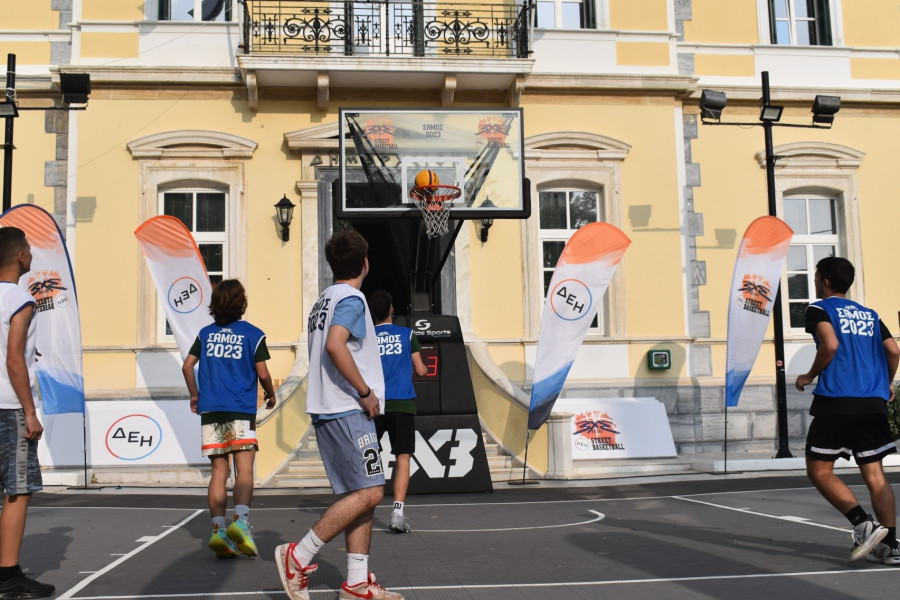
[274,543,318,600]
[339,573,404,600]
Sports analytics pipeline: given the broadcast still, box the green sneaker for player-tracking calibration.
[226,515,258,557]
[209,523,239,559]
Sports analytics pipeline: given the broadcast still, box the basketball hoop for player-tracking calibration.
[410,184,461,238]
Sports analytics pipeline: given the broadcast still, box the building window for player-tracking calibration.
[535,0,595,28]
[783,195,839,328]
[768,0,832,45]
[159,0,233,21]
[159,188,228,338]
[539,189,603,328]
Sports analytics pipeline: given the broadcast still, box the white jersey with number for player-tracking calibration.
[306,283,385,415]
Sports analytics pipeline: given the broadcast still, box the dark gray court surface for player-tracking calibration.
[14,472,900,600]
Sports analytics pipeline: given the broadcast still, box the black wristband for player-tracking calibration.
[359,387,371,398]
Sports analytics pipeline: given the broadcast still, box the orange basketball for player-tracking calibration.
[414,170,439,187]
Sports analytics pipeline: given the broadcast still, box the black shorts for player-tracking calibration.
[375,412,416,456]
[805,414,897,465]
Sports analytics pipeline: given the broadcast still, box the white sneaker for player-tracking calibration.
[274,543,318,600]
[848,519,888,563]
[389,512,411,533]
[339,573,404,600]
[865,542,900,565]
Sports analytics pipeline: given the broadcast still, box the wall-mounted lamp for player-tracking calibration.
[699,90,727,122]
[811,95,840,125]
[759,103,783,122]
[274,194,295,242]
[60,73,91,107]
[309,153,323,166]
[0,102,17,118]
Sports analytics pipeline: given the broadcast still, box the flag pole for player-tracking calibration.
[508,428,539,485]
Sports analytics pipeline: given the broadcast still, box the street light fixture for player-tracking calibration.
[0,102,17,118]
[274,194,295,242]
[699,71,840,459]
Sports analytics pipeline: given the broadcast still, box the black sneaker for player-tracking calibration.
[0,573,55,599]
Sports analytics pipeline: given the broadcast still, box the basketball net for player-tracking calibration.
[410,184,461,238]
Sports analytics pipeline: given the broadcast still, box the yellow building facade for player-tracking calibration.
[2,0,898,482]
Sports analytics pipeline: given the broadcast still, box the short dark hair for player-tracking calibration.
[816,256,854,294]
[0,227,28,267]
[325,230,368,280]
[209,279,247,326]
[369,290,392,323]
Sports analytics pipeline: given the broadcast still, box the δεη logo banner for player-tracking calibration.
[528,223,631,430]
[0,205,85,414]
[725,216,793,407]
[135,216,213,359]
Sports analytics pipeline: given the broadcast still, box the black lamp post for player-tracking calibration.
[275,194,295,241]
[2,53,17,212]
[699,71,840,459]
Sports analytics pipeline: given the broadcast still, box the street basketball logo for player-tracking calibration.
[27,269,70,313]
[549,279,593,321]
[365,118,397,148]
[476,116,510,147]
[737,273,772,316]
[573,410,624,451]
[167,276,203,314]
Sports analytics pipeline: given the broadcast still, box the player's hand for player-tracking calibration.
[795,373,814,391]
[189,396,198,414]
[361,393,380,419]
[24,412,43,440]
[265,393,276,410]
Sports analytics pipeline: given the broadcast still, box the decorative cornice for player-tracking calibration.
[127,130,258,159]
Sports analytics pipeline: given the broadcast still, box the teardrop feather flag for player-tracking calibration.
[528,222,631,430]
[135,216,213,359]
[0,205,85,414]
[725,216,794,407]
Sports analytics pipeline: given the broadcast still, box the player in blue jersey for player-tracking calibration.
[795,257,900,564]
[368,291,427,533]
[182,279,277,559]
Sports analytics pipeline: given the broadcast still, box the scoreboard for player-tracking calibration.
[386,315,493,494]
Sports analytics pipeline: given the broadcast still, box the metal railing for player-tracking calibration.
[239,0,532,58]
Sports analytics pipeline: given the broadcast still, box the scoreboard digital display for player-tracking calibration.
[413,344,439,381]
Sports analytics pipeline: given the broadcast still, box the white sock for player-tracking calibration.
[347,553,368,586]
[212,516,227,530]
[292,530,324,567]
[393,501,404,514]
[234,504,250,519]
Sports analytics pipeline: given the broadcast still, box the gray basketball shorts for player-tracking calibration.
[0,409,43,495]
[314,411,385,495]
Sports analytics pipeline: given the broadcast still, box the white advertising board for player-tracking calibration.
[37,400,203,467]
[554,397,676,459]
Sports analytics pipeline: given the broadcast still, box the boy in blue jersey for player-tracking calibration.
[182,279,277,559]
[795,257,900,564]
[275,231,402,600]
[369,291,427,533]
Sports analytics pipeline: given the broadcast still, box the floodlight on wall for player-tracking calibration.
[759,104,784,122]
[699,90,727,122]
[274,194,296,242]
[60,73,91,106]
[812,95,841,125]
[0,102,17,118]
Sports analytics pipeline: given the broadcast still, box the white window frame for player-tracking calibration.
[523,131,629,339]
[755,141,865,338]
[127,130,256,347]
[152,0,235,22]
[535,0,585,29]
[757,0,843,47]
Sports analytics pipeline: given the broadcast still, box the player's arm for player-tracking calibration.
[326,324,380,418]
[881,320,899,402]
[796,320,838,391]
[256,362,276,409]
[8,304,41,439]
[182,353,200,414]
[410,332,427,377]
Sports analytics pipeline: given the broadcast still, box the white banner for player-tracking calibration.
[725,216,793,407]
[528,223,631,430]
[556,398,676,459]
[135,216,213,359]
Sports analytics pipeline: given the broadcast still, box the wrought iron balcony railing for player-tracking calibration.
[238,0,532,58]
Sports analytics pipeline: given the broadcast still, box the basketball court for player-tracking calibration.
[16,472,900,600]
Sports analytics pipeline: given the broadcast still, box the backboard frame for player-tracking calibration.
[335,107,530,221]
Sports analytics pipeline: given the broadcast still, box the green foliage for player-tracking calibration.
[889,384,900,440]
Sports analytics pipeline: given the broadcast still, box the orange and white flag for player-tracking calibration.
[725,216,793,407]
[135,216,213,359]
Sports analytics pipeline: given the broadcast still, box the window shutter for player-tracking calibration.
[816,0,832,45]
[582,0,596,29]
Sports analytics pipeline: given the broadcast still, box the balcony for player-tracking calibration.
[236,0,535,110]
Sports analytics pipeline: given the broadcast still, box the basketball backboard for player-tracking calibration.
[336,108,529,220]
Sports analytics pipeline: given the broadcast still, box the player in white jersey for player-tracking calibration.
[274,230,401,600]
